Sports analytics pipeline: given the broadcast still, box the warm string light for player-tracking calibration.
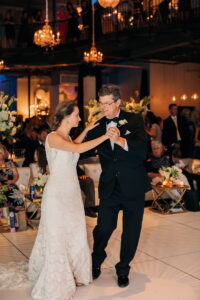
[34,0,60,48]
[171,94,199,102]
[83,3,103,64]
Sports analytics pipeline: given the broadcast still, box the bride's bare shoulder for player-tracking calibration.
[48,132,64,147]
[47,132,72,150]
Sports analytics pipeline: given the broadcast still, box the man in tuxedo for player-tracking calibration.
[162,104,190,157]
[85,84,150,287]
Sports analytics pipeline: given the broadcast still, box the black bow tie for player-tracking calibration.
[106,117,119,124]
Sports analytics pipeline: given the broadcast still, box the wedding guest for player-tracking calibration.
[162,103,190,157]
[144,111,162,142]
[145,140,190,187]
[0,144,24,210]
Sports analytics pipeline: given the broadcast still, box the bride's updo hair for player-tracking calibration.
[51,100,78,130]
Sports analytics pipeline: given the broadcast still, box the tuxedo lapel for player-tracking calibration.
[117,110,129,136]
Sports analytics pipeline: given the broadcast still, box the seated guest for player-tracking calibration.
[77,165,97,218]
[145,141,190,201]
[0,144,25,230]
[145,140,173,180]
[0,143,24,208]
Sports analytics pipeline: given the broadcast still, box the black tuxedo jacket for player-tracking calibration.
[162,115,189,148]
[85,110,151,199]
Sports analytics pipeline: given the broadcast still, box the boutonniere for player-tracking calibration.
[118,119,128,127]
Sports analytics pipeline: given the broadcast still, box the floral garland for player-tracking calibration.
[0,92,21,142]
[84,96,150,124]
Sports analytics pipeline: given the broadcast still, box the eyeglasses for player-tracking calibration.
[99,101,115,107]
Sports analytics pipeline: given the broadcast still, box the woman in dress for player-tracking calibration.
[0,143,25,231]
[28,101,110,300]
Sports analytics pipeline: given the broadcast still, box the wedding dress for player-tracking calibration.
[29,133,92,299]
[0,133,92,300]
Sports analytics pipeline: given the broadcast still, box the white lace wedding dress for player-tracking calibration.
[29,133,92,299]
[0,134,92,300]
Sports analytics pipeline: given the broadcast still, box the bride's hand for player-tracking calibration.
[86,122,100,132]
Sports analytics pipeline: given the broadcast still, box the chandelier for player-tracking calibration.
[83,3,103,63]
[98,0,120,8]
[34,0,60,48]
[0,60,4,70]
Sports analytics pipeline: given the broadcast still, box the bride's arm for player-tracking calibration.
[48,132,108,153]
[73,122,99,144]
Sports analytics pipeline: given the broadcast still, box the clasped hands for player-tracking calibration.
[106,127,120,142]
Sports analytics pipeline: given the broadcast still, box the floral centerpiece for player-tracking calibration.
[33,173,48,194]
[84,96,150,124]
[0,92,21,143]
[122,96,150,114]
[159,166,183,186]
[84,99,103,124]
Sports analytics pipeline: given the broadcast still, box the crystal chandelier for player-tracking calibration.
[34,0,60,48]
[0,60,4,70]
[83,3,103,63]
[98,0,120,8]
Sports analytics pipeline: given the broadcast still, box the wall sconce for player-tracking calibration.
[180,94,187,101]
[171,96,176,102]
[191,93,199,100]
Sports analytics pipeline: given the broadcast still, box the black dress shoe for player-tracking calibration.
[117,275,129,287]
[92,267,101,280]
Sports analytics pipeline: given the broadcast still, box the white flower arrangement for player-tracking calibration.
[0,91,21,142]
[84,99,103,124]
[123,96,150,114]
[159,166,182,183]
[33,173,48,189]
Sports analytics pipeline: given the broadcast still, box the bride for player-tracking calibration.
[0,101,109,300]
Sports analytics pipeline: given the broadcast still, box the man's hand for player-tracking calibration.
[107,127,120,142]
[107,127,126,149]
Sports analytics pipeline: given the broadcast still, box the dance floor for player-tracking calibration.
[0,208,200,300]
